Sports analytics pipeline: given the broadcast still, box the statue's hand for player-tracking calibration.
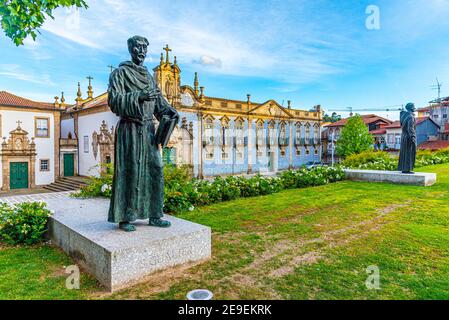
[139,89,158,102]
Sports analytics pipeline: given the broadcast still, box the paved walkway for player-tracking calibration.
[0,191,73,205]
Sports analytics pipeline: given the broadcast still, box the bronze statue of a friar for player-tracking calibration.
[107,35,179,232]
[398,102,417,174]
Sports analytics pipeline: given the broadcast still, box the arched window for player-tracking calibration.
[256,119,264,157]
[305,123,311,144]
[279,122,287,146]
[204,117,214,146]
[235,118,244,147]
[219,116,231,159]
[268,120,276,147]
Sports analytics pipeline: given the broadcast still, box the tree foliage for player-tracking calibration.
[0,0,88,45]
[336,114,374,158]
[323,112,342,123]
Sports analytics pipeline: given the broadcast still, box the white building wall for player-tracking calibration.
[77,111,119,177]
[0,109,55,186]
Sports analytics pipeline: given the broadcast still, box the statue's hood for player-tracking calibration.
[118,60,149,73]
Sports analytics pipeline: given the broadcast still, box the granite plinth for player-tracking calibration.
[344,169,436,187]
[47,197,211,292]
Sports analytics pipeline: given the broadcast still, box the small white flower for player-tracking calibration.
[101,184,109,193]
[189,206,195,212]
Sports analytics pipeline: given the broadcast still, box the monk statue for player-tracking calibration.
[398,102,417,174]
[107,35,179,232]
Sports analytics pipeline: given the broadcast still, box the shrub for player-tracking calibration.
[342,148,449,171]
[73,164,346,214]
[0,202,52,245]
[342,151,397,171]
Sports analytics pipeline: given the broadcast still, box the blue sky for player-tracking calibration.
[1,0,449,120]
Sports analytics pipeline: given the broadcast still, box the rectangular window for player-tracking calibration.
[84,136,89,153]
[314,149,319,155]
[387,134,394,144]
[444,114,448,119]
[40,159,50,172]
[236,150,243,160]
[35,117,49,138]
[296,148,301,156]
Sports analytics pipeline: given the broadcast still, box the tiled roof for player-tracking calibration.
[325,114,392,128]
[369,128,386,135]
[384,117,435,129]
[416,117,426,124]
[385,121,401,129]
[419,140,449,151]
[0,91,54,109]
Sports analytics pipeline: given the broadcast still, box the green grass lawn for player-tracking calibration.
[1,163,449,300]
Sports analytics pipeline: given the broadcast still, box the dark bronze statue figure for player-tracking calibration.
[398,102,417,174]
[108,35,179,232]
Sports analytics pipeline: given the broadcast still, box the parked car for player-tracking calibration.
[305,161,323,170]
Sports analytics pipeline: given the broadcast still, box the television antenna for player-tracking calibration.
[431,77,443,103]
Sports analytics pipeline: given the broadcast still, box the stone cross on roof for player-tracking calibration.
[163,44,172,63]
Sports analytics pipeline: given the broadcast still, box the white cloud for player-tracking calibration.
[35,0,346,84]
[193,55,222,68]
[0,64,55,86]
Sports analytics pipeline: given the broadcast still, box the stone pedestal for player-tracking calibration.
[47,197,211,292]
[344,169,436,187]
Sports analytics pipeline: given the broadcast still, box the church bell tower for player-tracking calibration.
[153,44,181,106]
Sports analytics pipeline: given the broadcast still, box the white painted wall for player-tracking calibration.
[77,111,119,177]
[0,109,55,187]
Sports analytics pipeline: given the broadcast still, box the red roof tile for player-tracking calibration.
[324,114,392,128]
[0,91,54,109]
[385,121,401,129]
[369,128,386,135]
[419,140,449,151]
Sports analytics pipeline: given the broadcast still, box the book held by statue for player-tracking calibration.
[155,115,177,148]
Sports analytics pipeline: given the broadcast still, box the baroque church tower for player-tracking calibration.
[153,45,181,106]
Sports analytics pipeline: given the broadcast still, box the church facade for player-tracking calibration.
[60,47,322,179]
[0,46,322,191]
[0,91,60,191]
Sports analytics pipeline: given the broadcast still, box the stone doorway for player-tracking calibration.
[1,122,37,191]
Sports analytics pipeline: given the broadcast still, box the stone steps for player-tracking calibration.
[43,176,89,192]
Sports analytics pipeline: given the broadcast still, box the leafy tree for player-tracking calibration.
[323,112,342,123]
[0,0,88,45]
[336,114,374,158]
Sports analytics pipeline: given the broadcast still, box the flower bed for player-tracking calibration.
[0,202,52,245]
[73,165,345,214]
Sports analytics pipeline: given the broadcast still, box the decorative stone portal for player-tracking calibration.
[92,120,115,174]
[1,122,37,191]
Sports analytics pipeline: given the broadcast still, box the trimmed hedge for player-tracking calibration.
[73,166,345,214]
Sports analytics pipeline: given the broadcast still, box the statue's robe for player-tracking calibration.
[107,61,178,223]
[398,111,417,172]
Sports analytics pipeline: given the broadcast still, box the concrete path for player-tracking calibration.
[0,191,73,205]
